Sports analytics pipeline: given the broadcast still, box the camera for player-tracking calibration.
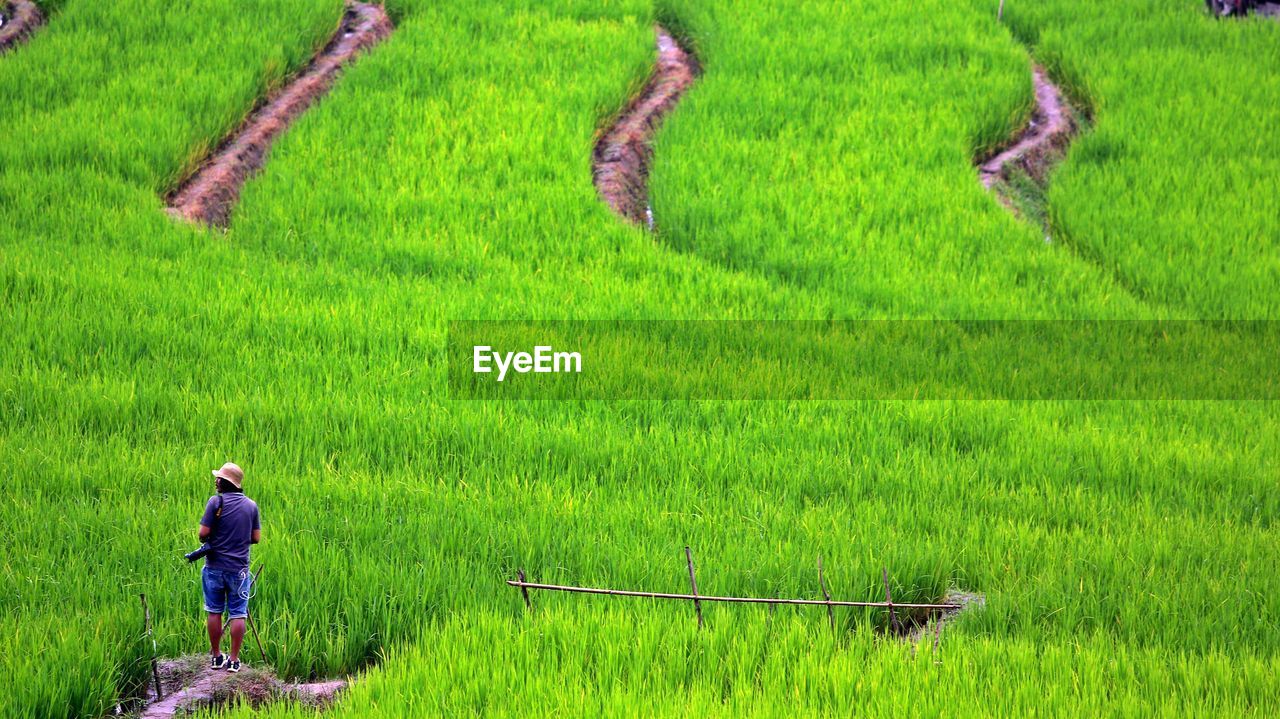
[184,543,212,563]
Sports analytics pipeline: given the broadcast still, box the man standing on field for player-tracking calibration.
[199,462,261,673]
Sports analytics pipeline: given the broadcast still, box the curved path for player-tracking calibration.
[0,1,43,53]
[593,26,700,228]
[167,1,393,228]
[978,66,1076,198]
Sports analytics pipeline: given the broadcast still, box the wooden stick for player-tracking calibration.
[882,567,901,634]
[518,568,532,612]
[685,546,704,628]
[817,556,835,633]
[506,580,961,610]
[246,614,267,666]
[933,610,942,653]
[246,564,267,665]
[998,0,1006,21]
[140,593,163,701]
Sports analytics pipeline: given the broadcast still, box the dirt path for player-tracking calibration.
[978,66,1076,194]
[166,1,393,228]
[1209,1,1280,17]
[0,1,43,53]
[139,657,346,717]
[140,664,225,719]
[593,26,700,228]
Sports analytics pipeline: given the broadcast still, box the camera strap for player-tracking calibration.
[209,493,224,536]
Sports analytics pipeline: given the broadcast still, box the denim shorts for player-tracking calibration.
[202,566,252,619]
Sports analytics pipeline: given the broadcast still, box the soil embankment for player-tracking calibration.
[978,66,1076,194]
[904,590,986,645]
[593,26,700,227]
[138,657,346,717]
[0,1,43,53]
[1208,1,1280,17]
[166,1,392,228]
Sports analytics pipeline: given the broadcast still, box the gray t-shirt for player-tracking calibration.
[200,492,260,572]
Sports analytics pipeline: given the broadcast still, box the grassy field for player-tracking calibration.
[652,0,1145,317]
[1,0,1278,716]
[1005,0,1280,318]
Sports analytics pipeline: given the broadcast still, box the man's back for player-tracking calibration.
[201,492,260,571]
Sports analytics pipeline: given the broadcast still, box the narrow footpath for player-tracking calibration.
[593,26,700,228]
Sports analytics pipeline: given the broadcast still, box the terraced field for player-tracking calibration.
[1,0,1277,716]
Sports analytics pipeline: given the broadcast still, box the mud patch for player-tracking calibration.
[876,589,985,644]
[593,26,700,228]
[977,66,1079,238]
[0,1,44,53]
[165,1,393,228]
[136,657,347,718]
[1207,1,1280,17]
[978,67,1077,192]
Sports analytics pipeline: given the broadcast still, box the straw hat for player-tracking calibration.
[212,462,244,489]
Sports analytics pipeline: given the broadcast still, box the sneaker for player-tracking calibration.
[210,654,226,670]
[227,659,241,673]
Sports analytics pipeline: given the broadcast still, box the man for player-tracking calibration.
[199,461,261,673]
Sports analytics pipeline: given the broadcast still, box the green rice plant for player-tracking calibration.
[1002,0,1280,317]
[0,0,1278,716]
[996,167,1051,236]
[651,0,1152,319]
[233,610,1280,717]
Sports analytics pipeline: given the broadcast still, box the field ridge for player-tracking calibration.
[977,65,1077,226]
[166,1,392,228]
[0,0,43,53]
[593,25,700,228]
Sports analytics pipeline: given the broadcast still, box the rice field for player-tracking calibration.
[1,0,1278,716]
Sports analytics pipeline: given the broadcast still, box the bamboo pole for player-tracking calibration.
[517,568,532,611]
[882,567,902,634]
[685,546,704,628]
[140,593,162,701]
[506,580,961,610]
[817,556,835,633]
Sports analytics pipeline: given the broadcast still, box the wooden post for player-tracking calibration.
[998,0,1006,21]
[817,556,835,633]
[246,565,268,665]
[933,611,942,653]
[685,546,703,629]
[882,567,901,635]
[140,593,163,701]
[517,568,532,612]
